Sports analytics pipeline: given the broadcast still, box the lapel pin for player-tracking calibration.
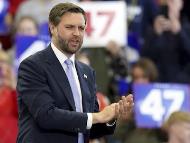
[84,74,87,79]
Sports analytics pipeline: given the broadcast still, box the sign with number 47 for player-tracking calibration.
[133,83,190,128]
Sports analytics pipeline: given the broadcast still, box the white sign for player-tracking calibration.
[79,1,127,47]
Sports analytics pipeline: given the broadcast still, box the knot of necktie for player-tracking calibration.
[64,59,73,66]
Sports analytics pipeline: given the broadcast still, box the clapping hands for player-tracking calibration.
[92,94,134,124]
[116,94,134,120]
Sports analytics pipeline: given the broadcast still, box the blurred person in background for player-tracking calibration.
[105,40,128,102]
[0,48,16,88]
[162,111,190,143]
[141,0,190,83]
[5,0,25,29]
[125,58,166,143]
[0,0,24,51]
[112,58,160,143]
[14,16,38,36]
[123,129,160,143]
[0,48,18,143]
[130,57,158,85]
[125,0,159,42]
[8,15,40,64]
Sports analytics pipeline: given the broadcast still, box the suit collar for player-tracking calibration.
[44,45,91,112]
[44,45,76,110]
[51,42,75,65]
[75,61,91,112]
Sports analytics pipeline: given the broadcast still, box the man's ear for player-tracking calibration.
[49,23,56,35]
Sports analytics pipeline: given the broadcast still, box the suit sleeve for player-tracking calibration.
[17,57,88,133]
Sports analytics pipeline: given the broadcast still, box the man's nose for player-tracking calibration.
[73,28,80,36]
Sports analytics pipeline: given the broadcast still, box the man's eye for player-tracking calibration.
[65,25,73,29]
[79,27,85,30]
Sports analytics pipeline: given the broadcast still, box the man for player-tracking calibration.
[16,2,134,143]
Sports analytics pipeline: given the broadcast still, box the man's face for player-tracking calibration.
[51,12,86,56]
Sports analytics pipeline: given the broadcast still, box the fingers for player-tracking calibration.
[117,94,134,120]
[126,94,134,111]
[119,99,124,113]
[115,103,120,118]
[118,99,126,120]
[121,95,134,111]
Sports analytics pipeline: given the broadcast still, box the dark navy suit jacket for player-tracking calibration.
[16,45,115,143]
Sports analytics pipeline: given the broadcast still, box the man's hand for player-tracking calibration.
[92,94,134,124]
[154,16,171,35]
[168,0,182,34]
[118,94,134,120]
[92,103,119,124]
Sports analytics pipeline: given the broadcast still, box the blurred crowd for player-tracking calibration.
[0,0,190,143]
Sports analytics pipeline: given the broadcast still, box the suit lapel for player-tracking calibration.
[75,61,91,112]
[44,46,76,110]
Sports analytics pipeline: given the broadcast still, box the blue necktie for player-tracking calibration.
[64,59,84,143]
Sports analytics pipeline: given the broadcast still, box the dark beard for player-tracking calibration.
[57,33,82,55]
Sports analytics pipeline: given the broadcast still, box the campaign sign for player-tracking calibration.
[15,35,49,70]
[79,1,127,47]
[133,83,190,128]
[0,0,9,34]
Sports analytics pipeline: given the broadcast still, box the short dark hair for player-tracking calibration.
[49,2,87,26]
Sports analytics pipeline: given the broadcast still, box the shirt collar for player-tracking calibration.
[51,42,75,65]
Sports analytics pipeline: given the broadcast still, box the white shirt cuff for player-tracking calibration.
[87,113,92,129]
